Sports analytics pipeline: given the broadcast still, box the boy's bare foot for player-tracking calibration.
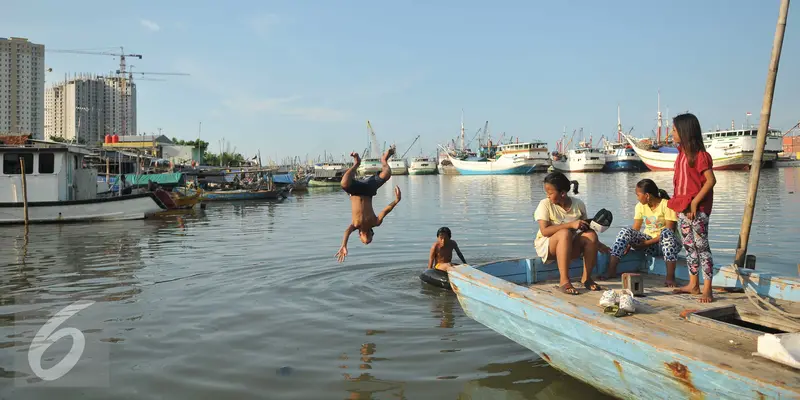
[382,145,396,162]
[350,152,361,163]
[672,283,701,295]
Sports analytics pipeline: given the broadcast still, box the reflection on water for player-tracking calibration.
[1,169,798,399]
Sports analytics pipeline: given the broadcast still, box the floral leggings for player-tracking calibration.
[680,212,714,281]
[610,227,680,262]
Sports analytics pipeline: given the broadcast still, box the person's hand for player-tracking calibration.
[394,186,401,202]
[571,220,589,230]
[631,242,647,250]
[686,201,698,220]
[622,244,631,255]
[335,246,348,263]
[598,242,611,254]
[350,152,360,163]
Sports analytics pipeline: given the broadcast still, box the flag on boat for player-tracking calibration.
[747,112,752,116]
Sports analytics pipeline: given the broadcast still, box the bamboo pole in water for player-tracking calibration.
[734,0,791,269]
[20,158,29,225]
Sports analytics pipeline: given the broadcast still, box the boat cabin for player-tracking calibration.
[0,143,97,203]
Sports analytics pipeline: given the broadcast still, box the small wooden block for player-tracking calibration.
[621,273,645,296]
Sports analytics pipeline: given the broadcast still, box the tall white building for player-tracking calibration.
[0,37,45,139]
[45,75,137,144]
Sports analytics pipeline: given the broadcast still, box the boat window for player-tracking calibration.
[39,153,55,174]
[3,153,34,174]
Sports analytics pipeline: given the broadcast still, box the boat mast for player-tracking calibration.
[460,109,465,152]
[656,90,662,143]
[617,104,622,143]
[735,0,790,268]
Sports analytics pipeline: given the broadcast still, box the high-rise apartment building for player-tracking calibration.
[45,75,137,144]
[0,37,45,139]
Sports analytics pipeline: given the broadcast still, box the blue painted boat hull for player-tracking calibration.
[603,160,646,172]
[201,190,287,201]
[448,255,800,399]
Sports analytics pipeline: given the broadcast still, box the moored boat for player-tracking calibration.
[448,253,800,399]
[601,143,645,172]
[496,141,551,172]
[195,188,288,201]
[550,146,605,172]
[408,157,438,175]
[388,158,408,175]
[445,152,538,175]
[625,127,784,171]
[0,142,166,224]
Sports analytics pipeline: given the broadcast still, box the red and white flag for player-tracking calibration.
[747,112,752,116]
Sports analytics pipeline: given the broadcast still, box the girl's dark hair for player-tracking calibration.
[672,113,705,167]
[543,172,579,194]
[437,227,452,238]
[636,178,670,200]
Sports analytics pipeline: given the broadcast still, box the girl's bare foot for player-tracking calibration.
[699,289,714,303]
[664,280,676,288]
[672,283,701,295]
[602,268,617,281]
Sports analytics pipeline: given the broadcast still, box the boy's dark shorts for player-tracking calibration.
[344,174,386,197]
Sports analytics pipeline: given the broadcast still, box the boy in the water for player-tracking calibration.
[335,146,401,262]
[428,227,467,271]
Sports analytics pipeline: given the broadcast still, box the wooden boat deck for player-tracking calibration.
[527,273,800,386]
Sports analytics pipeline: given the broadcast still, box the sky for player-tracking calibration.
[3,0,799,164]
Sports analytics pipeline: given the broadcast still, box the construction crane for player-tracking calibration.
[119,66,189,92]
[46,47,142,136]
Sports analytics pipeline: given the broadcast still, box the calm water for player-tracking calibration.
[1,168,799,399]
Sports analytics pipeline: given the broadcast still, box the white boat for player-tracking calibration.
[445,152,539,175]
[496,141,551,172]
[625,127,784,171]
[388,158,408,175]
[0,142,166,224]
[408,157,437,175]
[550,146,605,172]
[357,158,382,176]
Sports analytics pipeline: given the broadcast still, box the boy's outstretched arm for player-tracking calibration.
[336,224,356,262]
[428,244,437,269]
[453,240,467,264]
[376,186,402,226]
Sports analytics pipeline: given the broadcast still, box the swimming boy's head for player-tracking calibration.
[436,227,452,244]
[359,228,374,244]
[635,178,670,204]
[542,172,579,205]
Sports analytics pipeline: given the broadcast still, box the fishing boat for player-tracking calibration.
[550,145,605,172]
[445,152,538,175]
[408,157,438,175]
[388,158,408,175]
[358,121,385,176]
[625,127,785,171]
[496,141,551,172]
[196,188,288,201]
[601,142,645,172]
[448,253,800,399]
[437,152,460,175]
[0,142,166,224]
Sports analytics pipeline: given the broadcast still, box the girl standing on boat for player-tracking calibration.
[668,113,717,303]
[534,172,610,295]
[604,179,681,286]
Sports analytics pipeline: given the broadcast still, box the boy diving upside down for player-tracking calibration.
[335,146,401,262]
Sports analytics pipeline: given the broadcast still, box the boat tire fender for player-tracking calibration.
[419,268,451,290]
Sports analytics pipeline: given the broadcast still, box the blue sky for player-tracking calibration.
[3,0,799,163]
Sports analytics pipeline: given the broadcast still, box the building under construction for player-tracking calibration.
[44,74,137,144]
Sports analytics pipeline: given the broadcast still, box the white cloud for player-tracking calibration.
[140,19,161,32]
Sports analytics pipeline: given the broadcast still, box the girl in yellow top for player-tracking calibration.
[605,179,681,286]
[534,172,610,295]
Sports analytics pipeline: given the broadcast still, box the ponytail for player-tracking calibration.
[636,178,669,199]
[544,172,579,194]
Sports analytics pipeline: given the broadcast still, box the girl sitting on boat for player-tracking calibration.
[604,179,681,286]
[668,113,717,303]
[534,172,610,295]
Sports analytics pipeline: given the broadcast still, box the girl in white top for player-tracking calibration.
[534,172,610,295]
